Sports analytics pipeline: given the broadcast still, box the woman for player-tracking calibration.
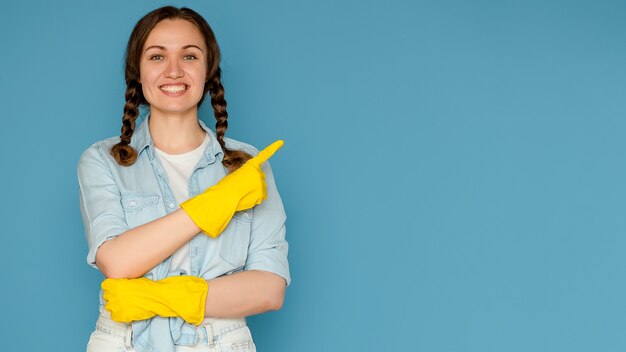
[78,6,290,352]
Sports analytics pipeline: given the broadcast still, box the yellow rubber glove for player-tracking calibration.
[102,276,208,326]
[180,140,284,238]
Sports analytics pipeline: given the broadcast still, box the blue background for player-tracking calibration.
[1,0,625,351]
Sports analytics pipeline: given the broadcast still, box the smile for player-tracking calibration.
[159,84,188,94]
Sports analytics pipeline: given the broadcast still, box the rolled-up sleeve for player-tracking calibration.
[77,143,129,269]
[244,161,291,286]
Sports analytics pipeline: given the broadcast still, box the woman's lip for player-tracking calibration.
[159,84,188,95]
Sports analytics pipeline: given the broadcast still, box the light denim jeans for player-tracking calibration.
[86,313,256,352]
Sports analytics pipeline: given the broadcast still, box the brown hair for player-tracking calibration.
[110,6,251,171]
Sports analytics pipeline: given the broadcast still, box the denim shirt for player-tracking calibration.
[77,116,290,352]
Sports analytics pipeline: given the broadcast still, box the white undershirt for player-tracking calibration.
[155,133,210,274]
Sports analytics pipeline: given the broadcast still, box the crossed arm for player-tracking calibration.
[80,141,287,322]
[96,208,286,318]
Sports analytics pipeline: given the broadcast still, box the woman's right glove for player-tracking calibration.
[102,276,208,325]
[180,140,284,238]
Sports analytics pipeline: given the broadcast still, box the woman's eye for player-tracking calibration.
[183,55,197,60]
[149,55,164,61]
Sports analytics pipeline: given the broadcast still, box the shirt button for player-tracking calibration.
[129,201,136,207]
[243,212,249,218]
[169,203,175,208]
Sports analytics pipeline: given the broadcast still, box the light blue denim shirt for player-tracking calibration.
[77,116,290,352]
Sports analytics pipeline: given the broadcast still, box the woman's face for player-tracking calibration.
[139,19,208,117]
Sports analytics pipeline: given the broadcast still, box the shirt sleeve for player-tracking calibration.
[77,143,130,269]
[244,160,291,286]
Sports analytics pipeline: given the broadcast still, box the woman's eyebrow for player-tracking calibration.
[144,45,165,52]
[182,45,204,52]
[144,45,204,52]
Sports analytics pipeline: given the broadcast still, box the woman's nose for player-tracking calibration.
[165,59,183,79]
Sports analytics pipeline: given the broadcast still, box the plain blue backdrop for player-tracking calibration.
[1,0,625,351]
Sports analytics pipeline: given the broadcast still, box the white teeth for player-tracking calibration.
[160,85,187,93]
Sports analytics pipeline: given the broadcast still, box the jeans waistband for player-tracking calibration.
[96,311,131,336]
[96,309,247,346]
[196,317,247,344]
[95,313,133,349]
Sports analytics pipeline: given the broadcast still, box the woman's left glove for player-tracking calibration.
[102,276,208,325]
[180,140,284,238]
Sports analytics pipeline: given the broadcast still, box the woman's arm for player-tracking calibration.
[102,269,286,324]
[204,270,286,317]
[96,209,200,279]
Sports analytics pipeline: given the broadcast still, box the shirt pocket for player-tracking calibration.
[120,193,161,228]
[218,209,253,269]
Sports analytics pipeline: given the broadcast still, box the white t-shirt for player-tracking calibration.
[155,133,210,274]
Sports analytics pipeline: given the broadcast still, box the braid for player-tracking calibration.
[110,81,141,166]
[209,68,251,172]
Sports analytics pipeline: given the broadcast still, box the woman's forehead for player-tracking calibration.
[144,19,206,50]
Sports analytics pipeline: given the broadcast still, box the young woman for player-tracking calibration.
[78,6,289,352]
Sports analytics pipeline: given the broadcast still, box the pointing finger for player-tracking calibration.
[251,140,284,165]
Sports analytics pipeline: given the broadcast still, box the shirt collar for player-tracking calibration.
[130,113,224,164]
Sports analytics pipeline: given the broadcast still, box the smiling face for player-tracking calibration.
[139,19,208,118]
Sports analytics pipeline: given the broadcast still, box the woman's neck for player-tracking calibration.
[148,109,206,155]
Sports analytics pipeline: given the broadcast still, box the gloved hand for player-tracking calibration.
[180,140,284,238]
[102,276,208,326]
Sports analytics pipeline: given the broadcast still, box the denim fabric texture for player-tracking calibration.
[87,312,256,352]
[78,115,289,352]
